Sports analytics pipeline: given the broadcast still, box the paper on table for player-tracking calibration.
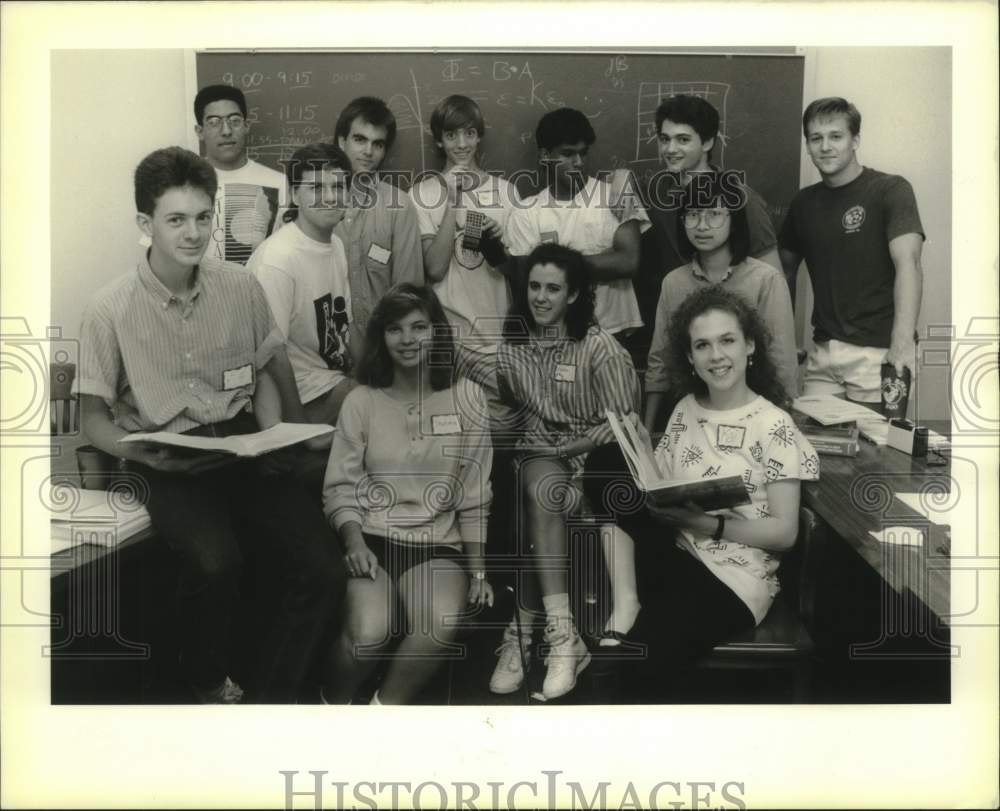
[49,485,152,551]
[895,492,952,525]
[869,526,924,546]
[793,395,886,428]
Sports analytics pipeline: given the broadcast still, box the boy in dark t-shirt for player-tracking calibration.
[779,97,924,404]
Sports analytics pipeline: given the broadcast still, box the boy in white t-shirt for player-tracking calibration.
[506,107,651,337]
[248,142,357,429]
[193,84,288,270]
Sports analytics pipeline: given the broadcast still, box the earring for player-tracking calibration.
[690,366,696,376]
[748,354,754,367]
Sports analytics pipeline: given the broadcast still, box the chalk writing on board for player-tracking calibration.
[605,55,629,90]
[634,81,732,164]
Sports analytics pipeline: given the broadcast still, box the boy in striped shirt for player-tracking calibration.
[76,147,345,704]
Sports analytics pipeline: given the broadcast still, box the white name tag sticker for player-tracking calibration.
[367,242,392,265]
[553,363,577,383]
[223,363,254,391]
[431,413,462,435]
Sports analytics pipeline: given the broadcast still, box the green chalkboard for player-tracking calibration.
[196,50,804,223]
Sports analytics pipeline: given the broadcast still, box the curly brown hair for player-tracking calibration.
[665,285,790,410]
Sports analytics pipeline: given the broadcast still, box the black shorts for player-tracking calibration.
[363,533,464,582]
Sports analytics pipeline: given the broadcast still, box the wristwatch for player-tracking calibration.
[471,570,487,581]
[711,515,726,541]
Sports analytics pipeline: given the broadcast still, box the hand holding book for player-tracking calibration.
[605,410,751,512]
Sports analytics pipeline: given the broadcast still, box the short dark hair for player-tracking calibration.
[334,96,397,151]
[654,95,720,146]
[134,147,218,217]
[281,142,352,223]
[430,95,485,158]
[355,283,457,391]
[666,285,789,410]
[194,85,247,126]
[504,244,596,344]
[802,96,861,137]
[675,173,752,266]
[535,108,595,152]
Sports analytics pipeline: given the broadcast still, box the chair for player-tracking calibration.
[50,362,79,435]
[695,506,823,702]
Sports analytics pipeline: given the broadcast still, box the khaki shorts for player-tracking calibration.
[802,339,887,403]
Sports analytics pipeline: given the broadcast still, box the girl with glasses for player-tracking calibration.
[643,176,799,433]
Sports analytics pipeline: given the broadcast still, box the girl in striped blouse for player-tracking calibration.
[491,244,641,701]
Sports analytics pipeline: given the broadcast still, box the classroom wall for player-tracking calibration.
[50,49,189,338]
[797,47,952,422]
[50,47,953,421]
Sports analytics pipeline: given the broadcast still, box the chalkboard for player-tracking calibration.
[196,50,804,224]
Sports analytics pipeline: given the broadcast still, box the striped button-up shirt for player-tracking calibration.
[496,326,640,474]
[333,178,424,346]
[75,253,283,434]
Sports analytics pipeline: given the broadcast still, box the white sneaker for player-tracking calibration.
[542,621,591,700]
[489,625,531,694]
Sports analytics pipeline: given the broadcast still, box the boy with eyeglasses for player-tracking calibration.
[193,84,288,270]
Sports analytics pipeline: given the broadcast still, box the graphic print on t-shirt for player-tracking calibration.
[313,293,352,372]
[841,204,866,234]
[220,183,280,265]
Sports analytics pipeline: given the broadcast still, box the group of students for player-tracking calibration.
[75,81,924,704]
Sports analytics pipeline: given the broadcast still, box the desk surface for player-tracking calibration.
[803,435,951,624]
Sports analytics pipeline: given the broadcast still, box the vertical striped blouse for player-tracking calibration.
[496,325,640,474]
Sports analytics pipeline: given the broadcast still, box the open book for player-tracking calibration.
[605,410,751,512]
[118,422,333,458]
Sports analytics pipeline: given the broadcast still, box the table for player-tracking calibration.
[802,433,951,625]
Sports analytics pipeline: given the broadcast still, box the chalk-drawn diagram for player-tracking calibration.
[386,70,426,173]
[635,81,732,165]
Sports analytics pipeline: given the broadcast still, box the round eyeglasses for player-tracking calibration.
[203,113,247,131]
[683,209,730,229]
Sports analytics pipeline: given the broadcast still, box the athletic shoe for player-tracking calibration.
[489,624,532,694]
[541,621,591,700]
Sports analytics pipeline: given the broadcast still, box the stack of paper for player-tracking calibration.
[50,487,152,553]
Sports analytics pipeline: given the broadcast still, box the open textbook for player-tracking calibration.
[605,410,751,512]
[118,422,333,458]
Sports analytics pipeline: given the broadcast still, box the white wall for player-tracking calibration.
[798,47,952,422]
[50,47,953,420]
[50,50,189,339]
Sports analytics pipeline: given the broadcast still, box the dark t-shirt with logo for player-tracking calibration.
[779,167,924,348]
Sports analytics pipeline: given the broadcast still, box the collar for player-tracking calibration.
[137,249,203,308]
[690,256,735,283]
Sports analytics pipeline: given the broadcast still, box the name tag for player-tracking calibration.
[431,413,462,435]
[553,363,577,383]
[717,424,746,449]
[223,363,254,391]
[539,231,559,245]
[367,242,392,265]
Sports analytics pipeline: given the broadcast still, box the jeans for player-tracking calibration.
[132,414,346,702]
